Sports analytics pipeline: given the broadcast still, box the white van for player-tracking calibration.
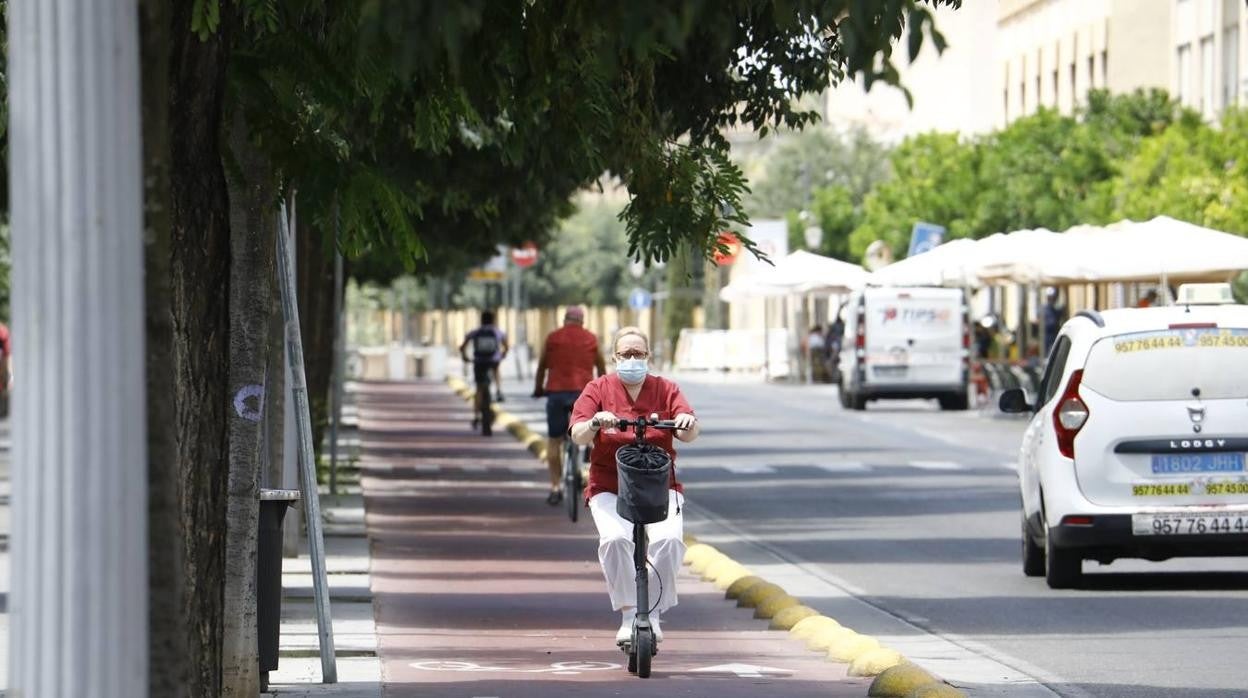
[836,286,970,410]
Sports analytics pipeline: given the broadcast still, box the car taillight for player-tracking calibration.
[1053,369,1087,459]
[855,311,866,350]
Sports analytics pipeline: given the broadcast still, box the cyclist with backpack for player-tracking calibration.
[459,310,509,432]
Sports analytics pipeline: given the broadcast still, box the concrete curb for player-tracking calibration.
[442,377,966,696]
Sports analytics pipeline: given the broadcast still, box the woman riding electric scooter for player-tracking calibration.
[568,327,700,677]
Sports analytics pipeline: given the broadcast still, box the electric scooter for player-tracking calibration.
[596,413,680,679]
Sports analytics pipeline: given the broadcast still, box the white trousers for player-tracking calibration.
[588,490,686,614]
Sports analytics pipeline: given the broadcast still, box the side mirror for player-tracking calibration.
[998,388,1032,414]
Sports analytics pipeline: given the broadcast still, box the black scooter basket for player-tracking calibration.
[615,443,672,524]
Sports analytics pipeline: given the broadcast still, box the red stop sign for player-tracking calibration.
[511,242,539,268]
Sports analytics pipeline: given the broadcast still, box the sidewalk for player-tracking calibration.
[270,377,872,698]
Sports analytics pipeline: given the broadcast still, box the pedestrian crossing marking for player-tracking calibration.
[724,464,777,475]
[907,460,962,470]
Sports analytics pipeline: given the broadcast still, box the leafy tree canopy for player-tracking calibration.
[195,0,960,277]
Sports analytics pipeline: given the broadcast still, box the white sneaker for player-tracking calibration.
[616,608,635,645]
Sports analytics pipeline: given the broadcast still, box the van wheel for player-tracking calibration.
[838,382,851,409]
[1044,530,1081,589]
[1022,514,1045,577]
[849,392,866,411]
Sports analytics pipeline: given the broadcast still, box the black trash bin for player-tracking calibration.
[258,488,300,689]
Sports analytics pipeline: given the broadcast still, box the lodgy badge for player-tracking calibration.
[1171,439,1227,449]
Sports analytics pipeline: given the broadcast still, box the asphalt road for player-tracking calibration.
[664,374,1248,698]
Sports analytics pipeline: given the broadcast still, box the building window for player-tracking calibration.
[1070,62,1078,105]
[1201,36,1215,117]
[1224,26,1240,108]
[1177,43,1192,106]
[1036,75,1042,109]
[1088,55,1095,89]
[1101,50,1108,88]
[1004,88,1010,123]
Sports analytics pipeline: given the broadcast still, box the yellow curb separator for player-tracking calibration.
[724,575,765,601]
[753,593,801,620]
[848,647,906,677]
[790,614,842,640]
[769,604,818,630]
[736,581,786,609]
[907,682,969,697]
[807,625,857,652]
[867,663,946,697]
[825,632,881,663]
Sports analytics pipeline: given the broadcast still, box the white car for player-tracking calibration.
[1000,302,1248,588]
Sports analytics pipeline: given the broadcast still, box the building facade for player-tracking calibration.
[998,0,1173,126]
[1173,0,1246,120]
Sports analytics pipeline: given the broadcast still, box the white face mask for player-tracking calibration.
[616,358,649,385]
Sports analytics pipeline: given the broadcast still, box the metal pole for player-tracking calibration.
[277,203,338,682]
[10,0,148,694]
[329,202,344,497]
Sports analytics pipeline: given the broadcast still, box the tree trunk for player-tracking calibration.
[169,5,232,696]
[220,107,277,697]
[140,0,189,694]
[298,217,337,454]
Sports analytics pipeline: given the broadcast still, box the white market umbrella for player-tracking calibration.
[869,237,981,287]
[1049,216,1248,284]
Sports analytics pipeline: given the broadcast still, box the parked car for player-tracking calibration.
[836,286,971,411]
[1000,298,1248,588]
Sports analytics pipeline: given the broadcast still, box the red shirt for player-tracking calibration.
[571,373,695,500]
[542,325,600,392]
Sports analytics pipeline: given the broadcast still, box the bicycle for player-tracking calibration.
[464,356,495,436]
[561,412,589,522]
[594,413,681,679]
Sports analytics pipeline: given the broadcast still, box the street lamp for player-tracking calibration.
[804,223,823,251]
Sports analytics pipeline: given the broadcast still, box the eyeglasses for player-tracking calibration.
[615,350,649,360]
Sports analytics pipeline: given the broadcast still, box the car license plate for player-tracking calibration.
[874,365,907,377]
[1150,453,1245,474]
[1132,512,1248,536]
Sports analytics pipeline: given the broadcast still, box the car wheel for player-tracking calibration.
[1022,514,1045,577]
[1044,529,1081,589]
[838,381,851,409]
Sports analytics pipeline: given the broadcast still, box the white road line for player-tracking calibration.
[815,462,869,473]
[907,460,963,471]
[1001,460,1019,471]
[413,464,440,473]
[724,464,777,475]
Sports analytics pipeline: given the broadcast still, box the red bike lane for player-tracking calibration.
[357,380,870,698]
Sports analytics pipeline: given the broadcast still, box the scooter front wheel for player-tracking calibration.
[634,627,654,678]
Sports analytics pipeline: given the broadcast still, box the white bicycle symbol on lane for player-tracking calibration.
[410,660,621,675]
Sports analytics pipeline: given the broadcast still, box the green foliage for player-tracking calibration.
[1111,108,1248,234]
[522,202,664,308]
[846,89,1188,261]
[747,126,891,218]
[851,131,981,258]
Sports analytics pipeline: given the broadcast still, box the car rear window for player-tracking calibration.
[1082,327,1248,401]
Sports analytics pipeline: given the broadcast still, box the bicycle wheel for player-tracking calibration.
[478,386,492,436]
[563,440,579,522]
[634,627,653,678]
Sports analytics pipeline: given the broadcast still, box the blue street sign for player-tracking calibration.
[628,287,652,310]
[907,222,946,257]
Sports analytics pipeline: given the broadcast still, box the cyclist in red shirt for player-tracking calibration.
[569,326,699,644]
[533,306,605,505]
